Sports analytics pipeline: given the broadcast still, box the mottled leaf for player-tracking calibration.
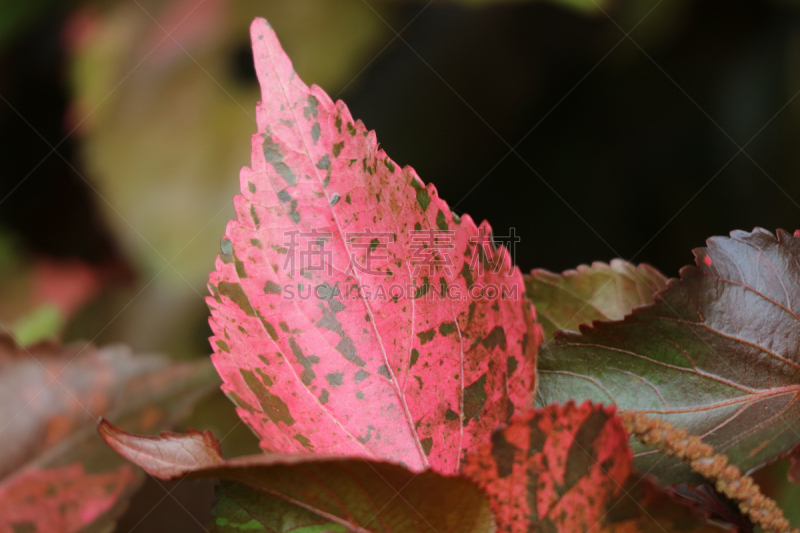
[462,402,720,533]
[207,18,539,474]
[0,336,217,533]
[526,259,667,341]
[537,228,800,484]
[99,421,495,533]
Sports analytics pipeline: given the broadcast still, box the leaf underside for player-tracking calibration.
[0,336,216,533]
[207,18,539,474]
[538,228,800,483]
[462,402,720,533]
[525,259,667,342]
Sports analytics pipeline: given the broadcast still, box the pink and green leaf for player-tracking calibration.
[462,401,721,533]
[207,18,540,474]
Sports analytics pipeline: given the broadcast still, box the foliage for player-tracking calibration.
[206,18,538,473]
[536,228,800,485]
[4,8,800,533]
[0,337,217,533]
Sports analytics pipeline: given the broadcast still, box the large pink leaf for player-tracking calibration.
[207,18,540,474]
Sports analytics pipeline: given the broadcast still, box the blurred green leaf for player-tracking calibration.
[10,304,64,346]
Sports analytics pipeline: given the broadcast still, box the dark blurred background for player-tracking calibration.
[2,0,800,529]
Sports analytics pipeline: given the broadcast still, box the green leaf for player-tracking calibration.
[213,481,347,533]
[525,259,667,341]
[537,228,800,484]
[11,304,63,346]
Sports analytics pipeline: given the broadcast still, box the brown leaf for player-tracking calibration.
[99,420,495,533]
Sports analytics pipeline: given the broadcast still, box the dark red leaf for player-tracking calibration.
[538,228,800,483]
[99,420,495,533]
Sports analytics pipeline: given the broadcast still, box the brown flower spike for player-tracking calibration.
[621,411,798,533]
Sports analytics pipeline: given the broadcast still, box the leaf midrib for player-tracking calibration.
[256,23,428,468]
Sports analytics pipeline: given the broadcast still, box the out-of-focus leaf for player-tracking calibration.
[67,0,387,285]
[30,258,103,317]
[537,228,800,484]
[525,259,667,341]
[11,304,63,346]
[0,336,218,533]
[98,421,495,533]
[788,447,800,487]
[461,401,722,533]
[66,0,389,352]
[0,247,106,344]
[207,17,539,474]
[7,258,105,345]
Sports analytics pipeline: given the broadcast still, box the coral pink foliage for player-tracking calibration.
[207,18,540,474]
[0,464,136,533]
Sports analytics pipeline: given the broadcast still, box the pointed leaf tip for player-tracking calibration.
[98,419,224,479]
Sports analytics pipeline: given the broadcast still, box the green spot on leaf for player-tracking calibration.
[463,374,487,426]
[417,328,436,345]
[264,281,282,295]
[439,322,456,336]
[436,209,448,231]
[262,134,296,186]
[420,437,433,456]
[316,154,331,170]
[326,372,344,386]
